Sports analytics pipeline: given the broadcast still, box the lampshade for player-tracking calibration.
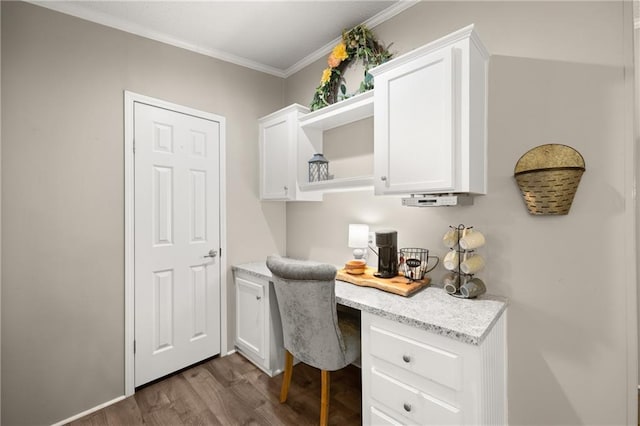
[348,224,369,248]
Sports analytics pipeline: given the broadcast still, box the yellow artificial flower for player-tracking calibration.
[320,68,332,85]
[332,42,349,61]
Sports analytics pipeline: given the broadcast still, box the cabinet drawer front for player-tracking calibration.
[370,406,404,425]
[370,325,462,390]
[371,368,461,425]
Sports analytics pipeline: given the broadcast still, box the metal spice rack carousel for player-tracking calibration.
[442,224,487,298]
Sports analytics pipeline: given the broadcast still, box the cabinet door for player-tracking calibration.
[375,47,457,195]
[260,115,291,200]
[235,277,266,359]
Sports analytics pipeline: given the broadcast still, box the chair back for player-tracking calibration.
[266,255,351,371]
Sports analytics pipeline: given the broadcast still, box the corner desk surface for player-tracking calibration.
[232,262,507,346]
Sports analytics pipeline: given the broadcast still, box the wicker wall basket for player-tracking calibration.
[514,144,585,215]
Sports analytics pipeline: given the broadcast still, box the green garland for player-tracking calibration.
[310,25,392,111]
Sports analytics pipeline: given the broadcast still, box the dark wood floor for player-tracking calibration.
[68,352,362,425]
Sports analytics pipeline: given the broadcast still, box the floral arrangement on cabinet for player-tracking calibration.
[310,25,392,111]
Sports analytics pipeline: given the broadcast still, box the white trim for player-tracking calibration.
[51,395,126,426]
[124,92,135,397]
[123,91,228,396]
[282,1,419,77]
[26,0,417,78]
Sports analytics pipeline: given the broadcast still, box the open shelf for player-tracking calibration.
[299,90,374,131]
[299,175,374,193]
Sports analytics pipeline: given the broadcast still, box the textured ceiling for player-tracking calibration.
[31,1,414,77]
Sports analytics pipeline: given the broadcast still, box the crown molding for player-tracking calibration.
[27,0,289,77]
[27,0,417,79]
[282,0,419,77]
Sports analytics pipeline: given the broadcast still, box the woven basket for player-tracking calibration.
[514,144,585,215]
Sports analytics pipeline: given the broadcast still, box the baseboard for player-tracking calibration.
[51,395,127,426]
[53,351,234,425]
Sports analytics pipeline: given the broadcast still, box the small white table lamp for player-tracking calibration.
[348,224,369,260]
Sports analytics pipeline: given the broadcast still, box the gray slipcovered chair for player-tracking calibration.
[266,255,360,426]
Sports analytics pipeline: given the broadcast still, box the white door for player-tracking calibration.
[134,102,221,386]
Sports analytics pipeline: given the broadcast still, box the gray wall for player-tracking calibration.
[284,1,636,424]
[1,2,286,424]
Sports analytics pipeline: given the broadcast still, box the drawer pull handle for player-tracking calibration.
[403,403,412,412]
[402,354,411,363]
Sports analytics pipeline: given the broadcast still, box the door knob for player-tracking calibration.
[204,249,218,258]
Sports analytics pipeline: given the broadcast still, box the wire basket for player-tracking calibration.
[399,248,439,281]
[514,144,585,215]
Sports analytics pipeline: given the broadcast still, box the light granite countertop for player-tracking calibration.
[232,262,507,346]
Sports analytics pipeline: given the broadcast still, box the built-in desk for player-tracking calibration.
[232,262,508,425]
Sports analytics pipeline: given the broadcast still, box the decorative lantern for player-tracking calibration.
[308,153,329,182]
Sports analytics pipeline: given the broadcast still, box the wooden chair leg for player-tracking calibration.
[280,350,294,403]
[320,370,330,426]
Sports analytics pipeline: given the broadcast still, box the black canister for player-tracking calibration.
[374,230,398,278]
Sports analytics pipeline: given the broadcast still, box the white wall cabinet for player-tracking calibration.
[362,311,506,425]
[258,25,488,199]
[234,270,285,376]
[370,24,488,196]
[258,104,321,201]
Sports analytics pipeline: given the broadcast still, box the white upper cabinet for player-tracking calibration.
[259,104,322,201]
[370,25,488,196]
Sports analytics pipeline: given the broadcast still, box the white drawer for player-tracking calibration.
[371,367,461,425]
[369,324,462,390]
[369,406,403,425]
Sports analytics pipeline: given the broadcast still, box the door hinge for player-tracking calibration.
[133,340,136,354]
[133,140,136,154]
[219,248,222,258]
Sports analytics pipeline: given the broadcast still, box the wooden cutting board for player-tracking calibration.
[336,266,430,297]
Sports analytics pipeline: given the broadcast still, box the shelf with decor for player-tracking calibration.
[299,90,374,131]
[298,90,375,193]
[299,175,374,193]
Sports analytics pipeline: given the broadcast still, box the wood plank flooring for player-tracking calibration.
[68,353,362,426]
